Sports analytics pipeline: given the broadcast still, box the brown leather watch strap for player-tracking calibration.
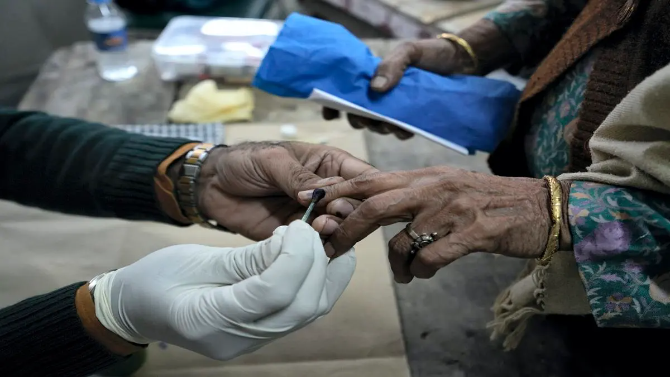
[154,142,200,224]
[75,285,145,357]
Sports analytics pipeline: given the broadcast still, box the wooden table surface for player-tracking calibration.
[18,39,402,126]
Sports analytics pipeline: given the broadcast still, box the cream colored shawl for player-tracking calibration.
[489,65,670,350]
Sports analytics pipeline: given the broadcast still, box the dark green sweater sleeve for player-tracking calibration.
[0,283,129,376]
[0,109,196,375]
[0,109,192,222]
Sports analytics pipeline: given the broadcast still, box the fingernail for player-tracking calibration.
[324,243,336,258]
[330,199,355,218]
[320,219,339,236]
[371,76,388,90]
[298,190,313,202]
[311,216,327,233]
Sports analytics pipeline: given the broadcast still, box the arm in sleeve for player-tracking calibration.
[0,109,193,223]
[0,283,136,376]
[569,181,670,328]
[483,0,588,71]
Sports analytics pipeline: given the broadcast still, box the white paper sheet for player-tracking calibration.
[307,88,469,155]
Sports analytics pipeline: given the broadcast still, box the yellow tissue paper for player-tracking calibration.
[168,80,255,123]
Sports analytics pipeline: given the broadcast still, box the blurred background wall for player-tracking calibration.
[0,0,90,106]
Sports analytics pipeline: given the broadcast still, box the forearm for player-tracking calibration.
[568,181,670,328]
[458,19,520,75]
[0,109,193,223]
[481,0,587,72]
[0,283,140,376]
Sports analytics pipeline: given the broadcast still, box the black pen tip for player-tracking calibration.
[312,188,326,202]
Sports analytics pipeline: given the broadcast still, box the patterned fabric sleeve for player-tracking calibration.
[484,0,587,70]
[569,181,670,328]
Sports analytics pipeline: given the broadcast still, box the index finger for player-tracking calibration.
[372,41,421,92]
[298,171,409,207]
[336,153,380,181]
[322,107,340,120]
[325,190,417,258]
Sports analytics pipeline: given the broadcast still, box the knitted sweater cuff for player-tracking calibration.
[0,282,127,376]
[99,137,194,224]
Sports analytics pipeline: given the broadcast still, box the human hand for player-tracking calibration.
[93,221,356,361]
[302,168,571,283]
[196,141,377,241]
[323,38,475,140]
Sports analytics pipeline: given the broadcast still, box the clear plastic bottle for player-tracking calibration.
[85,0,137,81]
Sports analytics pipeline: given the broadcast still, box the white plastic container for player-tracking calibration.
[152,16,282,82]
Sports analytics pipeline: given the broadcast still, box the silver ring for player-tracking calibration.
[405,223,438,255]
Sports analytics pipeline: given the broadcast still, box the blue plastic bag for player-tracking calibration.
[253,13,520,154]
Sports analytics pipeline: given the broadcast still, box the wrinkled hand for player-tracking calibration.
[302,167,571,283]
[323,39,475,139]
[93,221,356,361]
[197,142,377,241]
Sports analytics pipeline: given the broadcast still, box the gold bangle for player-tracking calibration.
[537,176,562,265]
[436,33,479,74]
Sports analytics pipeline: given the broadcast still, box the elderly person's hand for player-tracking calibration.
[323,20,517,140]
[189,142,376,241]
[322,39,471,140]
[301,167,572,283]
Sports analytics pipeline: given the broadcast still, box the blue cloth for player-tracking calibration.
[253,13,521,153]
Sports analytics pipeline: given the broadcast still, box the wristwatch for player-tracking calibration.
[176,143,233,232]
[88,270,116,302]
[86,269,147,349]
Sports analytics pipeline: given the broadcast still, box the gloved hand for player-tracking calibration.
[92,221,356,361]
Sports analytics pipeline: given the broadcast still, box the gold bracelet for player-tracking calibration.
[537,176,562,265]
[436,33,479,74]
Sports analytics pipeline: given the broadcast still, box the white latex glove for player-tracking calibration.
[93,221,356,361]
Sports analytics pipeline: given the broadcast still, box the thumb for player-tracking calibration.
[370,41,421,92]
[300,171,406,206]
[270,156,344,201]
[219,221,319,323]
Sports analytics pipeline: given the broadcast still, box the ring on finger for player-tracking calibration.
[405,223,438,255]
